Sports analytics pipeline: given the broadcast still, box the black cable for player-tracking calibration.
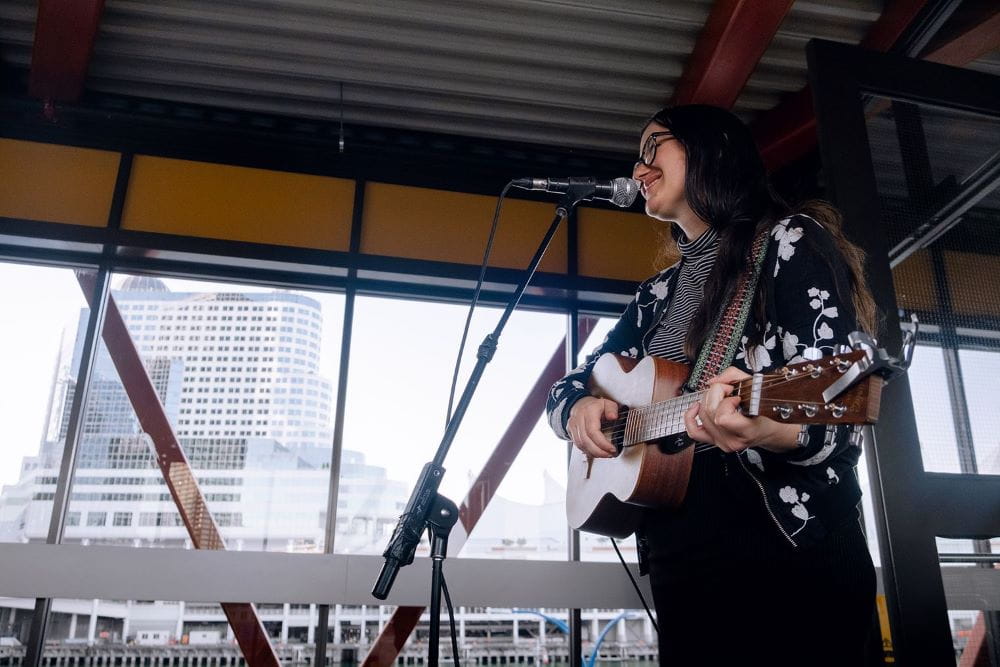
[445,182,513,424]
[441,572,461,667]
[611,537,659,635]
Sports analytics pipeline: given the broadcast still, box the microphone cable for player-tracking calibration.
[611,537,659,635]
[441,572,461,667]
[445,181,512,424]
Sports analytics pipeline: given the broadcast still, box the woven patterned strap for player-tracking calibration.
[687,226,771,391]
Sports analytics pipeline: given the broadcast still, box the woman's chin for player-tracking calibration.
[644,202,673,221]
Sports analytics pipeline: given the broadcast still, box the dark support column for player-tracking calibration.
[894,99,1000,661]
[565,207,582,667]
[23,267,111,667]
[807,40,956,664]
[317,179,366,667]
[23,152,133,667]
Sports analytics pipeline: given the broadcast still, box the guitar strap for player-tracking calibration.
[685,224,772,392]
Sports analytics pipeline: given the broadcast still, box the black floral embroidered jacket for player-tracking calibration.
[547,215,866,548]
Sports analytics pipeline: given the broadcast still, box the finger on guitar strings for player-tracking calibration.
[571,423,615,459]
[700,379,735,424]
[684,401,714,445]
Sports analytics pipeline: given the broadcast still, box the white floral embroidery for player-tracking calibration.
[571,380,584,391]
[780,328,799,360]
[778,486,799,504]
[620,347,638,359]
[746,449,764,472]
[649,279,670,300]
[778,485,813,536]
[778,286,841,363]
[735,327,776,372]
[771,218,804,277]
[827,467,840,484]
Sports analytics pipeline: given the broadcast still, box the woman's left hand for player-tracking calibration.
[683,366,799,453]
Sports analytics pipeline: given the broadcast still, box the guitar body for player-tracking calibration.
[565,346,887,539]
[566,354,694,539]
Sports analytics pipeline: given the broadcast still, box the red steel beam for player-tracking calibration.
[672,0,796,109]
[29,0,106,101]
[76,272,280,667]
[924,7,1000,65]
[957,611,991,667]
[754,0,931,170]
[362,318,599,667]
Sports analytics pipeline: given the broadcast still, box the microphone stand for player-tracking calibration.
[371,183,599,667]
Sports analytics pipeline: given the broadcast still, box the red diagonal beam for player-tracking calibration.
[29,0,106,101]
[754,0,932,170]
[671,0,796,108]
[362,318,599,667]
[924,8,1000,65]
[76,272,280,667]
[957,611,990,667]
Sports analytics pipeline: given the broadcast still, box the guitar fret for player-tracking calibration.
[628,391,704,442]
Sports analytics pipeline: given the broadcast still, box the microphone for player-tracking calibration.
[512,176,639,208]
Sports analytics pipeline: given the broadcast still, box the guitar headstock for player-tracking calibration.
[742,351,882,425]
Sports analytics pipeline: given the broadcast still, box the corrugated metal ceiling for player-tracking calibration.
[0,0,995,155]
[0,0,887,154]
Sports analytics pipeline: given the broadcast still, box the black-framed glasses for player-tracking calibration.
[635,131,674,169]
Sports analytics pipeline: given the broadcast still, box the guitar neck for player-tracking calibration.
[608,391,704,448]
[604,362,881,449]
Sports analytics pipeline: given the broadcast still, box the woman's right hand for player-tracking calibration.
[568,396,620,458]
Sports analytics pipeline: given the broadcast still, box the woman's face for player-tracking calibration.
[632,122,687,222]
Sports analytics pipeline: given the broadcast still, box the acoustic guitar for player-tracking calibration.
[566,348,884,538]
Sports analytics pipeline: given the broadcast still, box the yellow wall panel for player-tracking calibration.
[0,139,119,227]
[577,208,671,283]
[891,249,938,313]
[361,183,567,273]
[945,250,1000,317]
[122,156,354,251]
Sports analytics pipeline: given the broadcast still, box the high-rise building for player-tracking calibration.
[0,277,406,551]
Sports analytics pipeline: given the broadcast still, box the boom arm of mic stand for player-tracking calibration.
[370,184,594,601]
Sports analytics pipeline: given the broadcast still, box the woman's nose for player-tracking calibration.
[632,162,657,186]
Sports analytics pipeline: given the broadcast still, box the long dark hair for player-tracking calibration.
[644,105,877,358]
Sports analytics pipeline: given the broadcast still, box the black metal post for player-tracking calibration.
[426,495,459,667]
[372,184,598,602]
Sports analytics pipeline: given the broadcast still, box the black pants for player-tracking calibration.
[649,517,876,666]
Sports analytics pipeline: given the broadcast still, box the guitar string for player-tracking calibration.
[631,368,831,425]
[597,368,835,441]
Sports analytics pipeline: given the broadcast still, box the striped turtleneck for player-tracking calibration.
[646,226,720,362]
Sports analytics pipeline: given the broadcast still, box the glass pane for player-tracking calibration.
[949,611,998,666]
[907,345,962,473]
[0,597,35,654]
[958,349,1000,475]
[61,274,344,551]
[337,296,567,559]
[364,606,654,666]
[35,598,322,662]
[935,536,999,665]
[856,452,882,567]
[0,263,94,544]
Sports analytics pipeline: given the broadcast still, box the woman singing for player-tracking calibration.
[547,105,879,665]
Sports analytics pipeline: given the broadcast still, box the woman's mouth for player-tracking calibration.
[640,176,661,198]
